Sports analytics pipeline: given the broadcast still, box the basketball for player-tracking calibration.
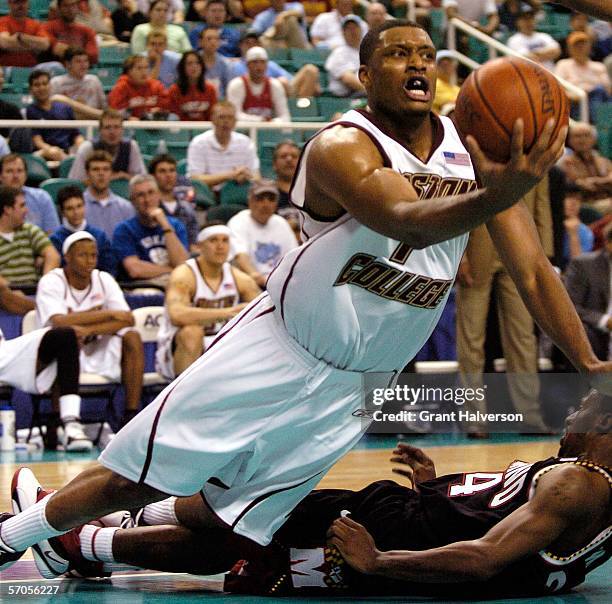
[453,56,569,163]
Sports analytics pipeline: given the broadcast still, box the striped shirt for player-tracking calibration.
[0,223,52,284]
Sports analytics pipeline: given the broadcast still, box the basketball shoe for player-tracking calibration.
[0,513,27,570]
[58,418,94,452]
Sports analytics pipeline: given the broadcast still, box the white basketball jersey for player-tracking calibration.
[267,110,477,372]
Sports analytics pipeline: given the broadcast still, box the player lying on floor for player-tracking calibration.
[11,390,611,597]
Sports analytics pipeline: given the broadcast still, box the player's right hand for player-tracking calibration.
[390,443,437,486]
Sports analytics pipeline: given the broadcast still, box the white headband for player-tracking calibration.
[62,231,96,255]
[197,225,232,243]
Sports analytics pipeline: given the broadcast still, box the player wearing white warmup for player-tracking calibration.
[0,20,610,576]
[156,224,260,379]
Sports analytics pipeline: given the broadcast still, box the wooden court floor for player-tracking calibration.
[0,435,609,603]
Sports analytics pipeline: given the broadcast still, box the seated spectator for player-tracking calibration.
[230,29,320,98]
[555,31,611,123]
[187,100,260,190]
[310,0,367,49]
[189,0,241,57]
[44,0,99,65]
[199,26,232,98]
[0,185,60,284]
[0,0,53,67]
[50,185,116,274]
[26,70,84,162]
[325,16,366,98]
[366,2,389,30]
[507,5,561,71]
[142,30,181,88]
[497,0,540,34]
[559,121,612,215]
[48,0,114,36]
[272,139,299,210]
[0,66,22,140]
[113,174,189,285]
[69,109,147,182]
[131,0,192,54]
[252,0,310,49]
[82,150,135,239]
[36,230,145,428]
[168,51,217,121]
[112,0,147,43]
[149,153,199,250]
[563,187,595,264]
[137,0,184,22]
[156,223,260,379]
[227,179,298,280]
[433,50,460,114]
[50,46,106,119]
[0,153,60,234]
[108,55,169,120]
[443,0,500,37]
[227,46,291,122]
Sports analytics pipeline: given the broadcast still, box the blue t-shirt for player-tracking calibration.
[563,223,595,263]
[228,58,292,81]
[50,224,117,275]
[204,52,232,98]
[141,50,181,88]
[24,186,60,233]
[190,24,241,57]
[25,102,79,150]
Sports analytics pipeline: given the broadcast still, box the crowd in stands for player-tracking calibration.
[0,0,608,442]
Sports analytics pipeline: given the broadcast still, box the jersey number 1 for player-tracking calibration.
[389,243,414,265]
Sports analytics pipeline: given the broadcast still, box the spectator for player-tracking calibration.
[48,0,113,36]
[227,179,298,280]
[149,154,199,250]
[229,29,320,98]
[0,272,34,314]
[36,230,145,428]
[0,66,22,140]
[187,100,260,190]
[50,185,116,274]
[69,109,147,182]
[563,187,595,264]
[0,185,60,284]
[497,0,540,34]
[137,0,184,23]
[142,30,181,88]
[198,26,232,98]
[507,5,561,70]
[155,223,260,378]
[82,150,135,239]
[433,50,460,114]
[189,0,243,57]
[0,0,53,67]
[443,0,500,36]
[325,16,366,98]
[26,70,84,162]
[0,153,60,234]
[366,2,389,30]
[112,0,147,43]
[555,31,610,123]
[50,46,106,119]
[564,223,612,360]
[131,0,192,54]
[167,51,217,121]
[227,46,291,122]
[44,0,99,65]
[113,174,189,285]
[272,139,299,210]
[252,0,310,49]
[108,55,169,120]
[558,121,611,214]
[310,0,368,49]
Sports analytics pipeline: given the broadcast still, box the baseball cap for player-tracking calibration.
[567,31,590,46]
[62,231,96,255]
[241,28,259,41]
[517,2,536,16]
[341,15,361,28]
[245,46,268,63]
[249,179,279,198]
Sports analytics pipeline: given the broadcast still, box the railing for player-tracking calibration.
[447,17,589,122]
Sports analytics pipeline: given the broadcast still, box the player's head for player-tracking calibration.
[248,180,279,226]
[196,222,231,266]
[359,20,436,119]
[559,390,612,458]
[57,185,86,228]
[63,231,98,278]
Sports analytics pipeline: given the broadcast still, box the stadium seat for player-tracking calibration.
[596,103,612,159]
[290,48,330,69]
[22,154,52,186]
[207,203,245,223]
[58,156,75,178]
[8,67,32,93]
[288,97,322,121]
[99,46,131,66]
[177,158,187,175]
[219,180,250,206]
[109,178,130,199]
[40,178,85,202]
[318,96,359,121]
[191,180,215,209]
[91,66,123,92]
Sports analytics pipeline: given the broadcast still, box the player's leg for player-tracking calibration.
[290,64,321,97]
[173,325,204,376]
[120,330,144,427]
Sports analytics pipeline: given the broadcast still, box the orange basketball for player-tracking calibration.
[453,56,569,163]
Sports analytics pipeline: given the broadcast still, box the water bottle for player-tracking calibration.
[0,405,16,451]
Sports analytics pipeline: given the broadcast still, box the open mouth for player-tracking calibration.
[404,76,431,102]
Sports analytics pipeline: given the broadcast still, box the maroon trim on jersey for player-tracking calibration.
[355,108,445,165]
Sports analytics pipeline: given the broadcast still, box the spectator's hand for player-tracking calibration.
[456,256,473,287]
[53,42,69,57]
[563,217,581,232]
[327,517,380,575]
[148,207,171,230]
[390,443,437,487]
[232,167,252,183]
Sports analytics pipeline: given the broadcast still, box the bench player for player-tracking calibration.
[1,19,610,571]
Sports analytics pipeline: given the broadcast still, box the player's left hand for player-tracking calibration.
[586,361,612,396]
[327,516,380,575]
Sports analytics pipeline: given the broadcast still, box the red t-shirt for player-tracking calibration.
[44,19,99,64]
[167,82,218,121]
[242,75,273,120]
[0,16,54,66]
[108,74,169,119]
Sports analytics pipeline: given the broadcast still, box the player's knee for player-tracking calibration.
[176,325,204,354]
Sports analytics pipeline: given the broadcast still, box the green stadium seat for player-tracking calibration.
[58,156,75,178]
[0,91,30,106]
[219,180,250,206]
[99,46,131,66]
[8,67,32,93]
[109,178,130,199]
[91,66,122,92]
[40,178,85,203]
[191,180,215,209]
[177,158,188,175]
[290,48,330,69]
[207,203,244,223]
[288,97,322,121]
[22,154,52,186]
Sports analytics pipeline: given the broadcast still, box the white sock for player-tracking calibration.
[80,525,118,563]
[0,494,64,552]
[141,497,179,526]
[59,394,82,422]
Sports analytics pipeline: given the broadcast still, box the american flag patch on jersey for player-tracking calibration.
[443,151,471,166]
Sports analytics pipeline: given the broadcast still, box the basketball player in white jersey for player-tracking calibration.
[1,19,610,575]
[156,224,260,379]
[34,232,145,430]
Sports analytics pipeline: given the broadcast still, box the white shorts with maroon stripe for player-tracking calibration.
[99,293,393,545]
